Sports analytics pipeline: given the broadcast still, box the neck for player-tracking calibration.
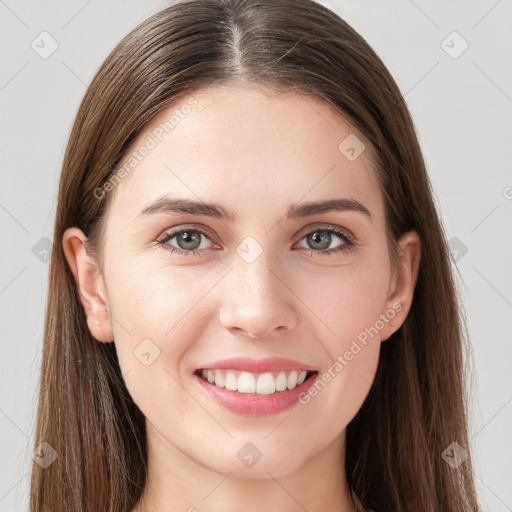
[133,423,356,512]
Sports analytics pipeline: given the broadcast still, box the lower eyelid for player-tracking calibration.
[160,230,214,250]
[295,231,353,251]
[159,227,355,253]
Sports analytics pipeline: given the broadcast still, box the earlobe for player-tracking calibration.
[62,227,114,343]
[380,230,421,342]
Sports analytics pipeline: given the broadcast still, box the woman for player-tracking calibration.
[30,0,481,510]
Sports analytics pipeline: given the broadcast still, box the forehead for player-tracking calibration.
[108,84,384,225]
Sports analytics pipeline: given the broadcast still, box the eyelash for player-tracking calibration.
[156,224,357,258]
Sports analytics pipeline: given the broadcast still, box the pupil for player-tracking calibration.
[179,231,200,250]
[308,231,330,250]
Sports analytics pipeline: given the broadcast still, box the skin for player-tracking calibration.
[63,83,421,512]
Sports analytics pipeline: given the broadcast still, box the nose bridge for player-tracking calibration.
[235,248,279,301]
[219,237,297,338]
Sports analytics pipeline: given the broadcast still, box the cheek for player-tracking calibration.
[109,257,204,337]
[301,342,379,445]
[107,259,219,379]
[296,275,383,441]
[106,261,205,422]
[294,259,387,413]
[301,258,390,345]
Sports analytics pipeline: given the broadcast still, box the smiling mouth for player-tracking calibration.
[194,368,318,395]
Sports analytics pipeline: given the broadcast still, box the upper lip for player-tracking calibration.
[197,356,317,373]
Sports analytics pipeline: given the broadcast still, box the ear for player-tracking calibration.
[380,230,421,342]
[62,227,114,342]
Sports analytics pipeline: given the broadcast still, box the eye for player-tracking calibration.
[156,224,357,257]
[157,227,217,257]
[294,225,356,256]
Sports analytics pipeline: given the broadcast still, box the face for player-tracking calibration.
[64,84,420,480]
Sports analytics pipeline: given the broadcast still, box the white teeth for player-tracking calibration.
[287,370,298,389]
[237,372,256,393]
[275,372,287,391]
[224,371,238,391]
[214,371,225,388]
[199,368,313,395]
[256,372,275,395]
[297,370,307,385]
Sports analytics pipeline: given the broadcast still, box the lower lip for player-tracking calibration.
[193,371,319,416]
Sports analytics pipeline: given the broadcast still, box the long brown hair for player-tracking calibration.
[30,0,480,510]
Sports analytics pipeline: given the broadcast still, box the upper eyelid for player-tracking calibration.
[158,223,354,245]
[159,224,216,243]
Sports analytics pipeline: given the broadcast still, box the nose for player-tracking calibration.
[218,253,299,340]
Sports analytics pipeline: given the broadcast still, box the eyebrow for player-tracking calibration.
[137,196,372,222]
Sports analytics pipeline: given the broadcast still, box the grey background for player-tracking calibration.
[1,0,511,510]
